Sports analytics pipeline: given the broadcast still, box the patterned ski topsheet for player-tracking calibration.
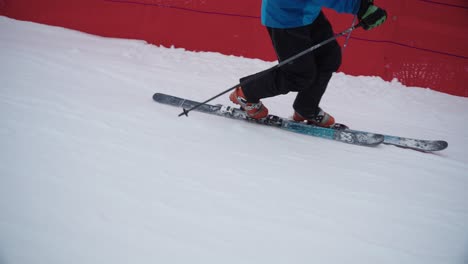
[153,93,448,151]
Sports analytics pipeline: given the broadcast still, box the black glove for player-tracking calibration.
[358,0,387,30]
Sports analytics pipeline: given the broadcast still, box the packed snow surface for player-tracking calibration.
[1,16,468,264]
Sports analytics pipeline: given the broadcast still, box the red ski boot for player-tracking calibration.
[229,87,268,119]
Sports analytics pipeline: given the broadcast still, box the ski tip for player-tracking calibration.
[382,139,449,152]
[152,93,163,101]
[433,140,448,151]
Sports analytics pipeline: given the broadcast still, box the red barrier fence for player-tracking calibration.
[1,0,467,97]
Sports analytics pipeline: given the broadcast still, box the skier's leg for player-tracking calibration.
[293,12,342,117]
[240,25,318,103]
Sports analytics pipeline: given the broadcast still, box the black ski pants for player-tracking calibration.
[241,12,342,117]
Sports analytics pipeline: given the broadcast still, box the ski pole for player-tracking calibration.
[179,22,362,117]
[342,16,358,51]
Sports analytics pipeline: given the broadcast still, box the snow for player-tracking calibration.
[1,16,468,264]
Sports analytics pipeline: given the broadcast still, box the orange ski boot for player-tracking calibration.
[229,87,268,119]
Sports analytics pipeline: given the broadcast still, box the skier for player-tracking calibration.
[229,0,387,127]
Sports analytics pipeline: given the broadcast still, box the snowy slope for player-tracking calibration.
[1,16,468,264]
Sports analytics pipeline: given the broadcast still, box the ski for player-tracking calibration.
[153,93,448,152]
[153,93,383,147]
[349,130,448,152]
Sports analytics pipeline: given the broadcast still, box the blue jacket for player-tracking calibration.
[262,0,361,28]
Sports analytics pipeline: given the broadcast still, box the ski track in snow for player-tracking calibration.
[1,16,468,264]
